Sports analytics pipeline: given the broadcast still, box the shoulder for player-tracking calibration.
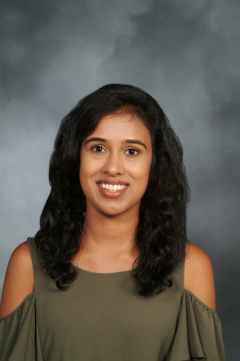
[184,242,216,310]
[0,240,34,318]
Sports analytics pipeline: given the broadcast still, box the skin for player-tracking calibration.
[0,112,216,318]
[74,112,153,272]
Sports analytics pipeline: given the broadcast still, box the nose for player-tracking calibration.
[101,151,125,176]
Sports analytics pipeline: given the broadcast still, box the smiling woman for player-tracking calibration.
[0,84,225,360]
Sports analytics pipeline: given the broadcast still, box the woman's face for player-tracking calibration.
[79,111,153,217]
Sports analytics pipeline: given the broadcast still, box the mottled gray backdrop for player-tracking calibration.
[1,0,239,359]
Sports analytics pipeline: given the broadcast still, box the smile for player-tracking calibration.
[98,183,127,192]
[96,183,128,198]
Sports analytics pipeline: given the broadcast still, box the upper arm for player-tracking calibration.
[0,240,35,318]
[184,242,216,310]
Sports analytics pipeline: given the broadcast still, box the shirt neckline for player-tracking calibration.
[71,262,134,275]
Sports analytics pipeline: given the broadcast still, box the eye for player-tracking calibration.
[126,148,140,156]
[91,145,106,153]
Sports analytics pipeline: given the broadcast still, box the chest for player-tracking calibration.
[36,271,182,360]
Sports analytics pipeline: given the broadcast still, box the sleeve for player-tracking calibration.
[168,289,226,361]
[0,293,44,361]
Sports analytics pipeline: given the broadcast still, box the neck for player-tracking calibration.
[82,203,139,257]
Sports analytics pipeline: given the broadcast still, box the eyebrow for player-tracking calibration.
[84,137,147,149]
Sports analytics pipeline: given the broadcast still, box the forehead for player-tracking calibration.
[88,112,151,141]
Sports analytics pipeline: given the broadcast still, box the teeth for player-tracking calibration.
[99,183,127,191]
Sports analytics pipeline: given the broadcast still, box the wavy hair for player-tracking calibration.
[35,83,190,296]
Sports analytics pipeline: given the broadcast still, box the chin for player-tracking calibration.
[97,205,128,217]
[101,209,125,217]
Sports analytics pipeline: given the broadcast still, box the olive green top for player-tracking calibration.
[0,237,225,361]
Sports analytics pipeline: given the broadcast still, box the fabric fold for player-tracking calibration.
[168,289,225,361]
[0,292,44,361]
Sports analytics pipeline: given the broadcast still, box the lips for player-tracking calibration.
[96,182,128,198]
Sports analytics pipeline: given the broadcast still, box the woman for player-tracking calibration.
[0,84,225,360]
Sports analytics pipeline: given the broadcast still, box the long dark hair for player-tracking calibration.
[35,83,190,296]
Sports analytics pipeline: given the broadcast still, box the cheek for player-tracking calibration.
[131,160,151,180]
[128,166,151,197]
[79,156,90,190]
[79,164,93,199]
[80,151,100,176]
[79,155,102,192]
[80,159,95,177]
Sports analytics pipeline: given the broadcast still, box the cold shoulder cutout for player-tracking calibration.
[0,238,225,361]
